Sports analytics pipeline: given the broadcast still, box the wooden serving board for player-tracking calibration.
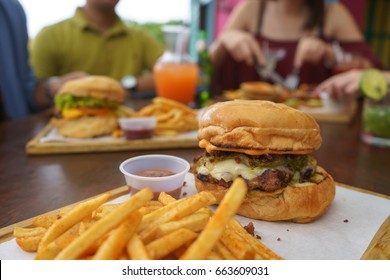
[25,124,199,155]
[221,92,358,124]
[299,100,358,124]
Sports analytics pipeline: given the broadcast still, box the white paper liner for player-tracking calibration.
[1,173,389,260]
[39,128,198,143]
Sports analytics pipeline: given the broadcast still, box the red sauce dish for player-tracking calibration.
[119,155,190,199]
[118,117,157,140]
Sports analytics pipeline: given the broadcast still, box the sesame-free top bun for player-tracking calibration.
[198,100,322,155]
[195,166,336,223]
[57,75,125,103]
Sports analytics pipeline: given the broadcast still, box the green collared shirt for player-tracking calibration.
[30,8,164,81]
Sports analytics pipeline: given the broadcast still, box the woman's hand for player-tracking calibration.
[219,30,264,65]
[314,69,363,100]
[294,37,335,68]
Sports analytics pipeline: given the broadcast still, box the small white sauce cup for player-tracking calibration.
[119,154,190,198]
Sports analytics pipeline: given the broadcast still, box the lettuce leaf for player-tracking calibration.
[54,94,119,111]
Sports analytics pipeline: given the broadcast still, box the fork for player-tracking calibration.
[254,56,285,86]
[284,68,300,90]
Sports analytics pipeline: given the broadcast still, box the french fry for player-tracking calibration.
[214,241,237,260]
[133,97,198,136]
[227,219,283,260]
[35,242,62,260]
[146,228,197,260]
[32,215,60,229]
[207,250,224,260]
[92,203,120,220]
[220,225,255,259]
[35,224,81,259]
[158,192,177,205]
[93,211,142,260]
[14,227,47,238]
[140,198,187,231]
[157,210,210,237]
[127,234,150,260]
[180,178,247,260]
[55,188,153,260]
[14,227,47,252]
[38,193,111,251]
[138,205,162,216]
[140,192,216,243]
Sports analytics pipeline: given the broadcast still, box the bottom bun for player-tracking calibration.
[51,115,118,138]
[194,166,336,223]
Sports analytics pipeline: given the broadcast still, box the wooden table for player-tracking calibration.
[0,102,389,228]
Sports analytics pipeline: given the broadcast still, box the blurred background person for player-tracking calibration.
[29,0,164,97]
[0,0,88,121]
[315,69,390,100]
[209,0,382,95]
[0,0,45,120]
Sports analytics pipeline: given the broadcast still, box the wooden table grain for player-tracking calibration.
[0,102,389,228]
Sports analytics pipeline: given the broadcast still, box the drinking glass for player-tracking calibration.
[361,92,390,148]
[154,25,199,104]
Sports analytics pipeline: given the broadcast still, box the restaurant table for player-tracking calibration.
[0,100,389,228]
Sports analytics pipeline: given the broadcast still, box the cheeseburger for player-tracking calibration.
[192,100,335,223]
[51,76,125,138]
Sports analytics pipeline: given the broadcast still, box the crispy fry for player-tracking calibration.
[134,97,198,136]
[214,241,237,260]
[227,219,283,260]
[92,203,120,220]
[14,227,47,238]
[180,178,247,260]
[14,227,47,252]
[93,211,141,260]
[220,225,255,259]
[127,234,150,260]
[138,205,163,216]
[157,211,210,237]
[32,215,60,229]
[35,224,81,259]
[140,198,187,231]
[55,188,153,260]
[146,228,197,260]
[207,250,224,260]
[158,192,177,205]
[39,193,111,251]
[140,192,216,243]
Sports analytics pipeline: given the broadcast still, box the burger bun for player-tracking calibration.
[51,115,118,138]
[57,75,125,103]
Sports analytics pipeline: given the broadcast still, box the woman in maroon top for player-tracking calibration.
[209,0,382,95]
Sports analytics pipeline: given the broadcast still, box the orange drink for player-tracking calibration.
[154,62,199,103]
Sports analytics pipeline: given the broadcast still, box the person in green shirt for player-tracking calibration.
[30,0,164,98]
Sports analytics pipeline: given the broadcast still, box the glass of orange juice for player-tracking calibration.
[154,61,199,103]
[154,25,200,104]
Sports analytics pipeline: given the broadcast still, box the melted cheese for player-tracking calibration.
[198,158,266,182]
[62,108,83,119]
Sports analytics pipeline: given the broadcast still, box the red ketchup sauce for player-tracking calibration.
[123,128,154,139]
[130,169,182,199]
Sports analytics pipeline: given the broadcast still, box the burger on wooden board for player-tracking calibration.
[51,76,125,138]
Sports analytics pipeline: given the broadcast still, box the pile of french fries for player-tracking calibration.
[136,97,199,136]
[13,178,282,260]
